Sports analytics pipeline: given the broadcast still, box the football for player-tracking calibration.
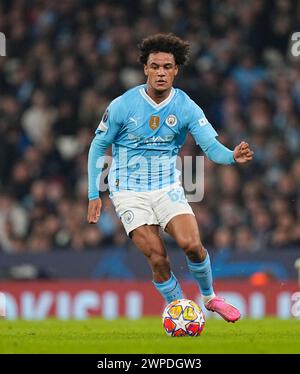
[162,299,205,337]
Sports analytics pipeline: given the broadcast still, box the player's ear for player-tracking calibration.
[174,65,179,76]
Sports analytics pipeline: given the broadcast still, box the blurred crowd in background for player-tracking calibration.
[0,0,300,254]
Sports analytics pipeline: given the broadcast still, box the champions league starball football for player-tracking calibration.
[162,299,205,337]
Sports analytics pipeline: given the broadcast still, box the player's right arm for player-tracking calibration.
[87,98,123,224]
[87,132,108,224]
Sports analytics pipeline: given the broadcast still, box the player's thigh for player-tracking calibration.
[110,190,158,236]
[131,225,168,258]
[153,184,195,232]
[165,213,202,246]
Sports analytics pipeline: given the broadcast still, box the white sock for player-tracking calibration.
[202,293,216,305]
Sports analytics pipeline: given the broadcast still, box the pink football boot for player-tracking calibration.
[205,297,241,322]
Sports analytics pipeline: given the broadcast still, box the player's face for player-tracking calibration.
[144,52,178,95]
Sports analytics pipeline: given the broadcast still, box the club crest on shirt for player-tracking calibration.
[166,114,177,127]
[149,115,160,130]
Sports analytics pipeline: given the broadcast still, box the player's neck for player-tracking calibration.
[145,85,172,104]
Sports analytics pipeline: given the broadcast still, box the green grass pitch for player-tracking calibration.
[1,317,300,354]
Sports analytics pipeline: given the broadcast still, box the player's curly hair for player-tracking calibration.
[138,33,190,65]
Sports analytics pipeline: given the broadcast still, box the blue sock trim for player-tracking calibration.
[153,272,177,292]
[153,272,183,303]
[186,253,210,272]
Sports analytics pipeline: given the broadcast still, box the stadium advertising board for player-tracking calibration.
[0,280,298,320]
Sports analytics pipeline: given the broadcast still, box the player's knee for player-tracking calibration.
[177,236,200,252]
[149,253,170,271]
[179,237,206,262]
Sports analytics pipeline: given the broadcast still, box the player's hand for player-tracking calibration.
[87,198,102,224]
[233,141,254,163]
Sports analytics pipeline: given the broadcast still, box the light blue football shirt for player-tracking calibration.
[88,84,232,199]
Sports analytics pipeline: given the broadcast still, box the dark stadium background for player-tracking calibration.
[0,0,299,319]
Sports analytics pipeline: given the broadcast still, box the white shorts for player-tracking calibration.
[110,184,194,236]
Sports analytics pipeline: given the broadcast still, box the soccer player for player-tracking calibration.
[87,34,253,322]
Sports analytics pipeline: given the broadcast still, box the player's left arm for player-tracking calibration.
[187,102,253,164]
[201,137,254,164]
[232,141,254,163]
